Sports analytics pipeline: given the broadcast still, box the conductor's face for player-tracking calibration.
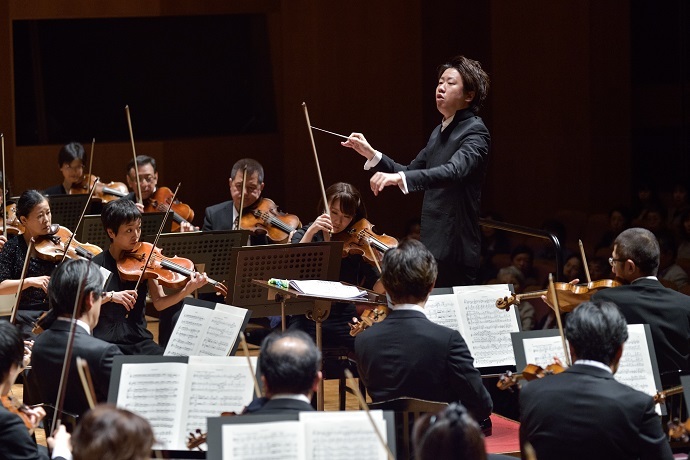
[436,68,474,119]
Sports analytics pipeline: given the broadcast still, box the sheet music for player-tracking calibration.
[182,357,258,440]
[289,280,367,299]
[301,411,387,460]
[115,362,187,450]
[522,336,569,368]
[222,421,303,460]
[165,305,212,356]
[453,285,519,367]
[615,324,659,413]
[425,294,461,331]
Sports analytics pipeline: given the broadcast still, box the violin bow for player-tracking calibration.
[547,273,571,366]
[301,103,331,226]
[86,138,95,191]
[238,331,262,398]
[133,183,181,292]
[9,239,34,325]
[76,357,97,410]
[1,133,6,237]
[344,369,395,460]
[366,243,382,273]
[236,166,247,230]
[578,239,592,284]
[59,176,100,264]
[125,106,144,206]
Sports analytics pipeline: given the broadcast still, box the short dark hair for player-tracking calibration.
[511,244,533,261]
[565,301,628,365]
[48,259,104,318]
[101,199,141,240]
[73,404,154,460]
[230,158,264,184]
[259,330,321,395]
[381,238,437,303]
[16,189,48,219]
[126,155,156,175]
[412,402,487,460]
[0,322,24,383]
[613,227,659,276]
[320,182,367,225]
[58,142,85,167]
[438,55,490,115]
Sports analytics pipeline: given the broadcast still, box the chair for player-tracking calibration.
[368,397,448,460]
[320,346,366,410]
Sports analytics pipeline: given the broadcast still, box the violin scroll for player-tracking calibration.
[349,305,391,337]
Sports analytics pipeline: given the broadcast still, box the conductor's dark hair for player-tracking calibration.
[126,155,156,174]
[0,322,24,382]
[613,227,660,276]
[48,259,104,318]
[381,238,437,303]
[412,402,487,460]
[101,199,141,241]
[73,404,154,460]
[16,189,48,219]
[565,301,628,365]
[259,329,321,395]
[319,182,367,225]
[230,158,265,184]
[58,142,85,167]
[438,55,490,114]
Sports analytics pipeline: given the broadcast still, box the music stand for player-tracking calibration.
[156,230,250,295]
[47,194,91,231]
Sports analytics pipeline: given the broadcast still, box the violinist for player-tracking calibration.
[0,190,57,337]
[355,239,492,421]
[42,142,86,196]
[0,172,7,252]
[289,182,380,350]
[0,321,71,460]
[25,259,123,422]
[519,301,673,460]
[202,158,268,245]
[124,155,195,232]
[591,227,690,388]
[91,199,208,355]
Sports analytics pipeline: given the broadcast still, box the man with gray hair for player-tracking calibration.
[592,227,690,387]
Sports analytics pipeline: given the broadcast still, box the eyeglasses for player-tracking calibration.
[129,174,156,184]
[608,257,626,267]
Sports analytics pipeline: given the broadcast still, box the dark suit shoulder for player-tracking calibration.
[0,406,48,459]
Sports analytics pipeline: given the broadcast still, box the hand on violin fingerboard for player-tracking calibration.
[110,290,138,311]
[183,272,208,294]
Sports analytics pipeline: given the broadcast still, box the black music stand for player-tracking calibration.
[47,194,91,231]
[76,212,174,252]
[156,230,250,295]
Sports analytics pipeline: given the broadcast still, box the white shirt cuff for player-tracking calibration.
[51,445,72,460]
[398,172,409,194]
[363,150,383,170]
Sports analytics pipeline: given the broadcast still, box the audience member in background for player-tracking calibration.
[596,206,631,254]
[676,209,690,260]
[656,231,689,290]
[479,212,511,283]
[561,255,584,283]
[496,266,534,331]
[70,405,154,460]
[510,245,538,287]
[668,180,690,228]
[631,181,662,227]
[403,217,421,241]
[643,204,668,236]
[587,257,612,281]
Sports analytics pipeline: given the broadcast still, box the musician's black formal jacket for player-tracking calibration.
[26,320,122,420]
[0,405,50,460]
[519,363,673,460]
[202,200,267,245]
[592,277,690,386]
[354,308,492,421]
[244,396,315,415]
[371,108,490,287]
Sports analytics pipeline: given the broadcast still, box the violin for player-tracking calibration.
[71,173,129,203]
[144,186,195,232]
[496,362,566,391]
[33,225,103,262]
[668,417,690,442]
[652,384,684,405]
[332,218,398,267]
[240,198,301,243]
[117,241,227,296]
[2,203,24,235]
[496,279,621,313]
[1,395,38,434]
[349,305,391,337]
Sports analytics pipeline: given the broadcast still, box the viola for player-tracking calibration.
[1,395,37,434]
[70,173,130,203]
[33,225,103,262]
[117,241,227,296]
[496,362,566,391]
[144,187,195,232]
[496,278,621,313]
[2,203,24,235]
[332,218,398,267]
[240,198,301,243]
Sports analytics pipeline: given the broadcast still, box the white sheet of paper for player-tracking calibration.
[222,421,303,460]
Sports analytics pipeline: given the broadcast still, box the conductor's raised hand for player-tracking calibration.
[370,172,402,196]
[341,133,376,160]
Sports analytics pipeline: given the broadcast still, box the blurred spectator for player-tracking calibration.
[496,266,535,331]
[657,231,688,290]
[677,209,690,260]
[511,245,538,287]
[596,207,631,253]
[479,212,510,283]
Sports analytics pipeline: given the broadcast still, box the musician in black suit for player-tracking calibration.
[592,227,690,387]
[244,329,320,415]
[342,55,490,287]
[26,259,123,423]
[0,321,71,460]
[519,301,673,460]
[355,239,492,422]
